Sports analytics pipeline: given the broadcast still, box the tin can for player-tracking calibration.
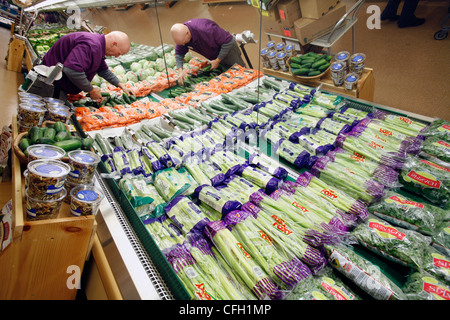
[275,42,285,53]
[330,62,346,86]
[285,44,294,59]
[336,51,350,70]
[350,53,366,76]
[344,73,359,90]
[266,41,276,53]
[260,48,271,68]
[268,51,279,70]
[277,52,289,72]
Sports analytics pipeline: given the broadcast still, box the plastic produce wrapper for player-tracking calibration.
[118,177,166,220]
[218,175,261,205]
[286,266,361,300]
[204,220,283,300]
[193,184,242,217]
[422,245,450,285]
[209,150,246,178]
[372,109,429,138]
[280,181,359,232]
[111,146,132,176]
[325,147,400,188]
[296,171,369,220]
[339,106,373,121]
[239,163,281,195]
[325,244,407,300]
[0,200,13,255]
[248,153,288,180]
[399,155,450,207]
[146,141,173,169]
[420,118,450,141]
[224,210,312,293]
[273,138,314,169]
[311,91,344,110]
[352,118,423,155]
[152,167,191,202]
[310,156,386,204]
[419,135,450,164]
[144,217,181,253]
[336,131,407,170]
[317,117,351,136]
[244,195,327,273]
[184,233,255,300]
[402,272,450,300]
[164,195,209,235]
[140,145,164,173]
[368,190,445,236]
[351,215,432,269]
[432,220,450,257]
[165,243,230,300]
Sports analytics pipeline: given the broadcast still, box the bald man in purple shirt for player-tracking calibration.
[42,31,133,102]
[171,18,245,85]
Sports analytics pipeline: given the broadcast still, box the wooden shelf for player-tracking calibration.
[263,67,375,102]
[0,116,97,300]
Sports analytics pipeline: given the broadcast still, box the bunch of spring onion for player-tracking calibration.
[118,177,166,220]
[145,218,182,253]
[164,195,210,235]
[241,201,327,274]
[311,91,345,110]
[310,156,386,204]
[219,175,262,204]
[295,103,331,118]
[285,113,324,130]
[152,167,192,202]
[239,163,282,194]
[248,153,289,180]
[224,210,312,292]
[273,138,315,169]
[280,181,359,232]
[325,147,399,187]
[160,214,185,244]
[165,244,230,300]
[185,233,253,300]
[338,106,373,121]
[373,109,429,137]
[317,117,352,136]
[209,150,246,178]
[296,171,369,220]
[204,220,283,300]
[146,141,173,168]
[352,118,424,155]
[336,130,407,170]
[193,184,242,216]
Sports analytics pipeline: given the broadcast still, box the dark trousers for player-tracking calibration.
[382,0,420,24]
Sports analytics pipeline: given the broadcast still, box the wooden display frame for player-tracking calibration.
[0,116,97,300]
[263,66,375,102]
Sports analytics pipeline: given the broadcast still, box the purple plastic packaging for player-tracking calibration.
[193,184,242,216]
[164,195,210,234]
[247,154,289,180]
[141,146,164,172]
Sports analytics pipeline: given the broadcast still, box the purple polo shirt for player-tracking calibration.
[175,19,233,60]
[42,32,108,94]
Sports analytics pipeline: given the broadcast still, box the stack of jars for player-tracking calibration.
[17,92,46,133]
[261,41,295,72]
[24,146,103,220]
[330,51,366,90]
[42,97,72,124]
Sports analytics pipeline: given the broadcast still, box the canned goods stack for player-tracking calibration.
[331,51,367,88]
[262,41,291,72]
[17,92,46,133]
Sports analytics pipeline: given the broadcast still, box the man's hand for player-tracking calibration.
[177,68,187,86]
[89,87,102,102]
[209,58,221,70]
[118,82,134,96]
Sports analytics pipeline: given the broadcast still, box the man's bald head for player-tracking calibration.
[170,23,191,46]
[105,31,131,57]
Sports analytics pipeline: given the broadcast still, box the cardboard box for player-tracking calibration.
[277,0,302,28]
[294,2,346,45]
[299,0,341,19]
[282,25,296,39]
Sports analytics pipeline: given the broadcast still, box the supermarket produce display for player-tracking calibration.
[15,28,450,300]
